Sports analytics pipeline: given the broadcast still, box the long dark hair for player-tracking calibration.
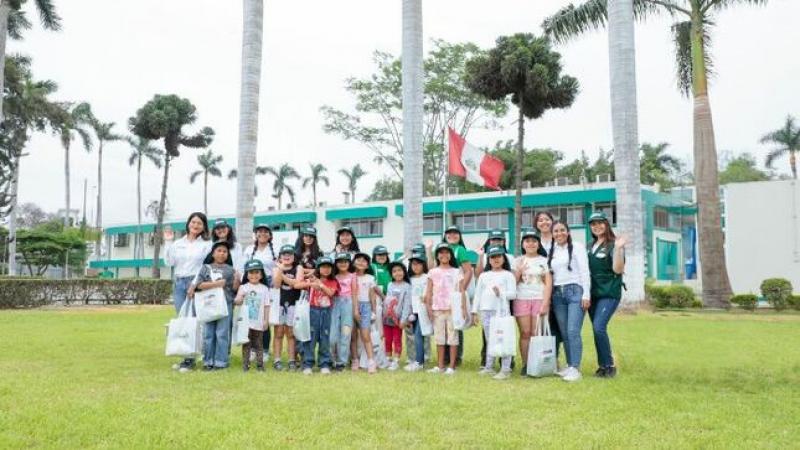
[294,234,321,268]
[534,211,554,235]
[314,263,336,281]
[203,244,233,266]
[442,229,465,248]
[483,253,511,273]
[352,254,374,275]
[547,221,573,271]
[590,218,617,251]
[408,258,428,275]
[336,230,361,253]
[520,235,547,257]
[240,267,269,286]
[213,223,237,247]
[251,228,276,262]
[389,263,410,284]
[185,212,209,240]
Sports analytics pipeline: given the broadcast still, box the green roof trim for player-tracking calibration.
[254,211,317,224]
[104,212,316,236]
[89,259,166,269]
[325,206,387,221]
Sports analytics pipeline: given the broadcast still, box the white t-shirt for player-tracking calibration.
[471,270,517,313]
[410,274,429,314]
[515,255,549,300]
[356,274,376,303]
[550,241,591,297]
[235,283,270,331]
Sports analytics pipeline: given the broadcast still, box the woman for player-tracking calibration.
[163,212,211,373]
[295,225,321,276]
[441,225,472,367]
[514,230,552,374]
[333,226,360,255]
[243,222,278,366]
[211,219,244,273]
[587,211,626,378]
[534,211,562,365]
[548,221,590,382]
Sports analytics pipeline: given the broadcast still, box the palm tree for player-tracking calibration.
[265,163,300,210]
[0,0,61,123]
[543,0,769,308]
[229,165,268,205]
[235,0,264,248]
[189,149,223,215]
[640,142,683,187]
[339,164,367,204]
[401,0,424,253]
[57,103,93,228]
[126,136,161,276]
[761,115,800,180]
[302,163,330,208]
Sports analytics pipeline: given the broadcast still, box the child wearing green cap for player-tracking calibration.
[234,260,271,372]
[271,244,306,371]
[301,257,339,375]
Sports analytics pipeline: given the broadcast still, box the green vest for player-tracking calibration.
[371,263,390,294]
[588,242,623,300]
[449,244,468,267]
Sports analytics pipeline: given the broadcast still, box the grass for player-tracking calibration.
[0,307,798,449]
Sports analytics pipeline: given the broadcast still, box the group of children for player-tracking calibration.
[168,210,625,382]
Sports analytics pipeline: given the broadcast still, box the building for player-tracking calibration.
[90,182,692,283]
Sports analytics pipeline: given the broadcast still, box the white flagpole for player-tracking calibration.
[442,126,448,233]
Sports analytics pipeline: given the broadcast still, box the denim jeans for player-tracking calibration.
[303,307,332,369]
[589,297,620,367]
[412,315,425,365]
[203,301,233,368]
[552,284,585,368]
[173,276,194,314]
[329,296,353,367]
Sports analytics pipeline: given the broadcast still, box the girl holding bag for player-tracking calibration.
[383,261,411,371]
[404,251,431,372]
[302,256,339,375]
[425,243,465,375]
[195,241,240,371]
[243,222,277,367]
[234,259,270,372]
[514,230,552,375]
[471,246,517,380]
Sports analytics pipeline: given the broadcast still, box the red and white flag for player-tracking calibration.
[448,127,504,190]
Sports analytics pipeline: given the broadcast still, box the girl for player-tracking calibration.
[211,219,244,273]
[425,243,466,375]
[272,244,306,371]
[370,245,391,368]
[403,242,429,366]
[234,259,270,372]
[352,252,378,374]
[331,252,357,372]
[514,230,552,375]
[587,212,626,378]
[471,246,517,380]
[163,212,210,373]
[384,261,411,371]
[194,240,240,370]
[333,226,361,254]
[548,221,591,382]
[534,211,562,366]
[404,251,431,372]
[243,222,277,365]
[441,226,472,367]
[302,256,339,375]
[295,225,321,277]
[474,229,515,371]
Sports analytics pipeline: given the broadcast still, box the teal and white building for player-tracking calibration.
[91,181,695,283]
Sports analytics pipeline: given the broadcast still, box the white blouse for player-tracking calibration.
[471,270,517,314]
[243,243,278,274]
[163,236,211,278]
[549,240,590,298]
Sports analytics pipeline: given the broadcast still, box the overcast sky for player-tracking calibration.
[10,0,799,226]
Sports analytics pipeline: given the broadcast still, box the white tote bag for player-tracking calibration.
[165,300,203,357]
[418,308,434,337]
[527,316,557,377]
[268,288,281,325]
[293,293,311,342]
[451,291,472,330]
[487,301,516,358]
[231,305,250,346]
[194,287,229,323]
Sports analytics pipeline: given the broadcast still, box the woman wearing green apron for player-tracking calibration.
[587,212,627,378]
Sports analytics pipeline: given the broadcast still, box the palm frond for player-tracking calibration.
[7,9,32,40]
[33,0,62,30]
[128,152,137,166]
[228,169,238,179]
[764,148,787,169]
[208,167,222,177]
[145,152,162,168]
[671,20,693,97]
[319,175,330,186]
[286,186,296,203]
[703,0,768,14]
[542,0,608,43]
[189,170,202,184]
[75,127,93,152]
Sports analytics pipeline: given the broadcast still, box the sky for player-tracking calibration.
[10,0,800,227]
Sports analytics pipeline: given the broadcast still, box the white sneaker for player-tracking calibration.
[303,368,312,375]
[388,360,399,371]
[178,367,192,374]
[427,367,442,374]
[556,366,570,377]
[320,368,331,375]
[444,368,456,375]
[171,363,180,370]
[404,362,422,372]
[478,367,495,375]
[493,371,510,380]
[562,367,582,382]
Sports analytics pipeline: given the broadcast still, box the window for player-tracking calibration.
[423,214,443,233]
[452,211,508,232]
[341,219,383,237]
[114,234,129,248]
[594,202,617,225]
[521,205,585,228]
[654,208,669,228]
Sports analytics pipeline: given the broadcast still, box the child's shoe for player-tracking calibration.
[493,371,510,380]
[478,367,495,376]
[404,362,422,372]
[368,360,377,374]
[562,367,582,382]
[273,360,284,371]
[256,365,265,372]
[303,368,312,375]
[243,364,250,372]
[288,361,298,372]
[427,367,442,374]
[388,360,399,371]
[351,360,359,371]
[202,365,214,372]
[444,368,456,375]
[320,368,331,375]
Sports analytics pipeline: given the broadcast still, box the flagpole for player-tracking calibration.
[442,125,448,234]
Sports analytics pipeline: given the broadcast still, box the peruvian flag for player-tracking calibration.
[448,127,504,190]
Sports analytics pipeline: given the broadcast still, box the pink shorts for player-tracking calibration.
[513,299,544,317]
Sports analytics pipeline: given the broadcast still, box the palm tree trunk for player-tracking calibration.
[790,151,797,180]
[64,143,71,228]
[235,0,263,249]
[515,102,524,256]
[7,153,19,275]
[94,140,103,259]
[608,0,645,304]
[203,171,208,215]
[691,16,731,308]
[0,1,9,124]
[401,0,424,253]
[152,154,171,278]
[135,155,142,278]
[312,184,317,208]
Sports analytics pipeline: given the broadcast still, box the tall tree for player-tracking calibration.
[401,0,424,252]
[543,0,771,307]
[129,94,214,278]
[0,0,61,123]
[339,164,366,204]
[466,34,578,254]
[639,142,683,188]
[235,0,263,249]
[228,165,267,203]
[126,135,161,277]
[265,163,300,210]
[189,149,223,215]
[760,115,800,180]
[718,153,770,184]
[302,163,329,208]
[57,103,92,227]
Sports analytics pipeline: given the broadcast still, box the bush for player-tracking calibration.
[0,278,172,309]
[789,295,800,311]
[759,278,793,311]
[730,294,758,311]
[646,284,698,309]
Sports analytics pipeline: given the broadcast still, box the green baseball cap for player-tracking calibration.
[253,222,272,232]
[486,245,506,257]
[316,256,334,268]
[588,211,608,224]
[279,244,296,255]
[352,252,371,263]
[336,226,354,234]
[444,225,461,235]
[372,245,389,256]
[487,229,505,240]
[212,219,230,229]
[409,251,427,263]
[300,225,317,237]
[334,252,351,262]
[520,228,541,240]
[243,259,264,272]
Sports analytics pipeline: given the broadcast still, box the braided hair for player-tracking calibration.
[250,232,277,262]
[547,221,573,271]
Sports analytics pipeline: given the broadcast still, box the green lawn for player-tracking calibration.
[0,307,798,448]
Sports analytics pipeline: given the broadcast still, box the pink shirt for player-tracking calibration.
[336,273,356,298]
[428,267,462,311]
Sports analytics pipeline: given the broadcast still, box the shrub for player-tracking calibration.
[0,278,172,309]
[646,284,698,309]
[789,295,800,311]
[759,278,793,311]
[730,294,758,311]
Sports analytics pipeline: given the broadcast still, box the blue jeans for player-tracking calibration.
[329,296,353,367]
[589,297,620,367]
[552,284,586,368]
[412,315,425,365]
[303,307,332,369]
[203,301,233,368]
[173,276,194,314]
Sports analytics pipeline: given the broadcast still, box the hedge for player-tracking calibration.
[645,284,700,309]
[0,278,172,309]
[730,294,758,311]
[759,278,793,311]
